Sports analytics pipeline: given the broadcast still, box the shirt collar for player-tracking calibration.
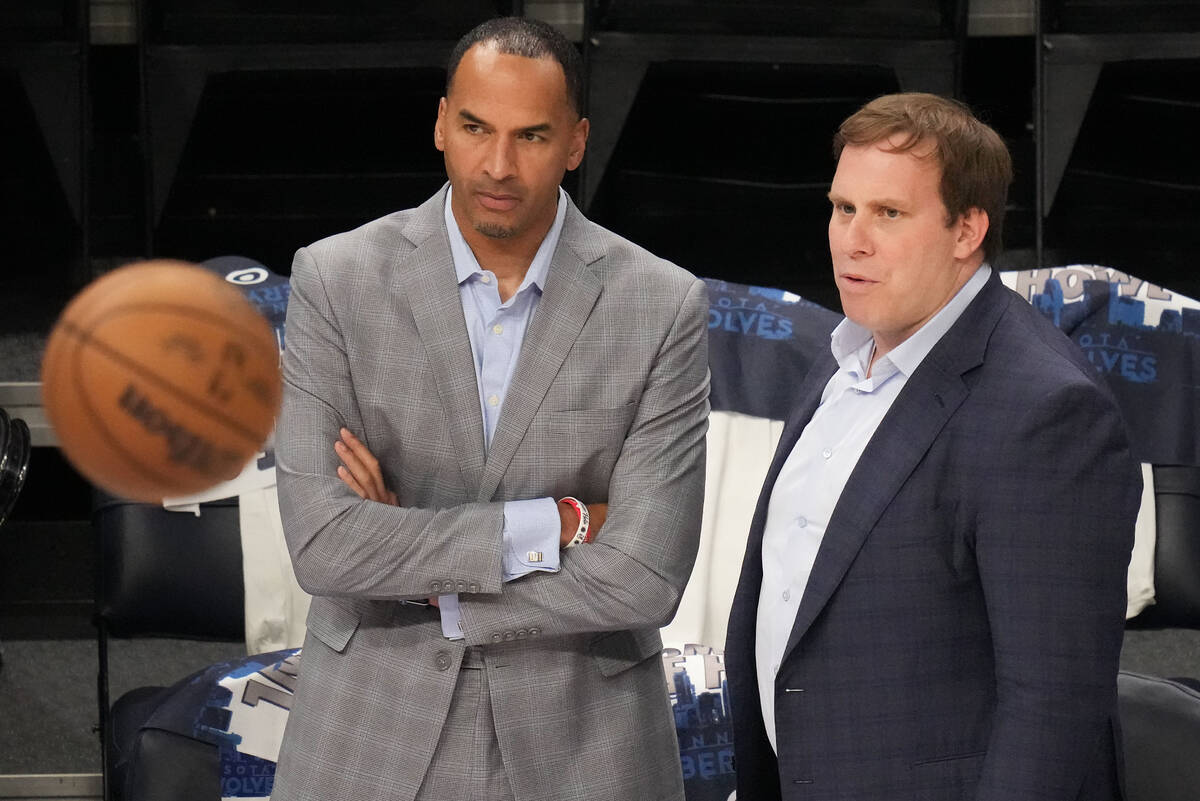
[444,186,567,295]
[829,264,992,378]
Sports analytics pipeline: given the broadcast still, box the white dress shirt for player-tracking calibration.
[755,265,991,750]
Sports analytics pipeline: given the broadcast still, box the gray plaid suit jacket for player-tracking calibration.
[271,187,709,801]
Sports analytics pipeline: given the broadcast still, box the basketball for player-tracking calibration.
[40,260,283,502]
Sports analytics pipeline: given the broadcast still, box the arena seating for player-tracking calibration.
[0,0,89,290]
[580,1,965,307]
[1036,0,1200,293]
[138,1,522,268]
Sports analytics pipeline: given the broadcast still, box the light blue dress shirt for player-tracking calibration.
[755,265,991,750]
[433,187,568,639]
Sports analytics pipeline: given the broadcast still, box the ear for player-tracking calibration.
[433,97,448,152]
[953,207,989,261]
[565,117,590,172]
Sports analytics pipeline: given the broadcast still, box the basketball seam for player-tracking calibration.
[68,327,214,493]
[58,316,274,446]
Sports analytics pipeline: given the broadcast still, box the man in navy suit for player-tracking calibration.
[726,93,1140,800]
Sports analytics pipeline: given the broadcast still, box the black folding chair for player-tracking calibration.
[94,492,244,801]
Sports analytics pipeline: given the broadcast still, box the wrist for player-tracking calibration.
[557,496,591,548]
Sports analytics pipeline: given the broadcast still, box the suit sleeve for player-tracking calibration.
[973,378,1139,800]
[456,277,711,643]
[276,246,507,601]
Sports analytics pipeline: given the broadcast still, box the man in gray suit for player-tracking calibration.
[271,16,709,801]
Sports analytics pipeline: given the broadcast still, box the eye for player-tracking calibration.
[882,207,901,219]
[519,131,544,143]
[464,123,485,135]
[833,202,854,215]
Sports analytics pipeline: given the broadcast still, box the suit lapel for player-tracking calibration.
[478,202,603,502]
[393,189,487,495]
[780,273,1009,663]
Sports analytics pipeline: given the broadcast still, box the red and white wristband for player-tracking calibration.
[558,496,591,548]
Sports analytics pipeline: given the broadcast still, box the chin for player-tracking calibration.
[474,221,517,239]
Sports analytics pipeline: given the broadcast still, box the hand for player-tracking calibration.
[334,427,397,505]
[558,500,608,548]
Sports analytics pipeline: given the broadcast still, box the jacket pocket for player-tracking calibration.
[910,750,986,791]
[590,627,663,677]
[912,750,986,767]
[305,597,361,654]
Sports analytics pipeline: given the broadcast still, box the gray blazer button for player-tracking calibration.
[430,581,441,593]
[516,629,528,639]
[503,631,516,641]
[434,651,451,671]
[528,627,541,637]
[491,633,502,642]
[468,583,479,593]
[456,580,467,592]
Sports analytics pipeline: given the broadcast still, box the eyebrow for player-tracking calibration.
[458,108,553,135]
[826,191,906,209]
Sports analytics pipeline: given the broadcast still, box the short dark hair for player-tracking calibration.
[446,17,584,118]
[833,93,1013,262]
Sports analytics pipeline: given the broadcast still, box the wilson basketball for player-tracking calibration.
[41,260,282,502]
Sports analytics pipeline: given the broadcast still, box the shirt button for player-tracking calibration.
[488,394,499,407]
[772,662,780,673]
[492,324,503,335]
[480,273,492,284]
[434,651,451,671]
[795,516,808,528]
[782,589,791,602]
[821,448,833,459]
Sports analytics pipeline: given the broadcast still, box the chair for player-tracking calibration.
[1126,466,1200,629]
[94,492,244,801]
[0,407,32,671]
[139,1,523,266]
[0,408,31,529]
[1118,671,1200,801]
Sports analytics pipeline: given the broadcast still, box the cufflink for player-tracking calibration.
[527,551,543,563]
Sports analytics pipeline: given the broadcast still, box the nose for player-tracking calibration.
[833,213,872,258]
[483,136,517,182]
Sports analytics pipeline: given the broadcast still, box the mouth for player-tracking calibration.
[838,272,878,288]
[475,191,520,213]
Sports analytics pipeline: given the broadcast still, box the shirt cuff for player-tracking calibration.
[501,497,562,582]
[438,594,464,640]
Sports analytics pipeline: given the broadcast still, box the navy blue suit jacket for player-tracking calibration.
[726,272,1140,801]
